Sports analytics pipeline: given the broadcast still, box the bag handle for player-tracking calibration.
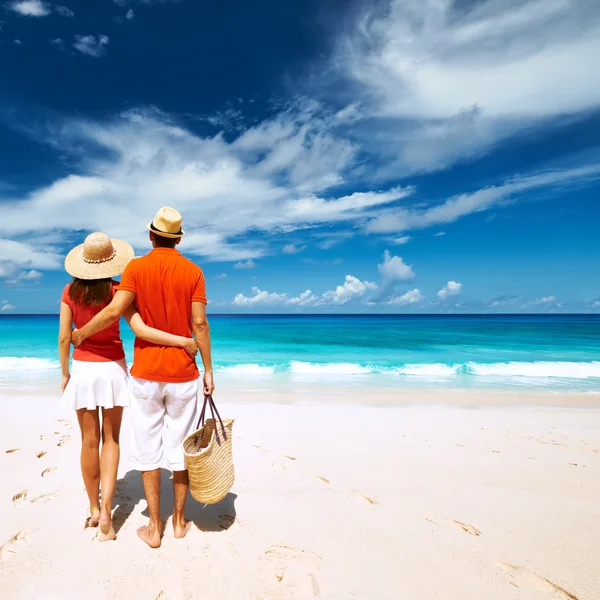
[194,394,228,446]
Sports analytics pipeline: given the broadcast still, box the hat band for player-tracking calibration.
[150,222,183,236]
[82,249,116,264]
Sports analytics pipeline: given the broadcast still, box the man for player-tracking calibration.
[72,206,214,548]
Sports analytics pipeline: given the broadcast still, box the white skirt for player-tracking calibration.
[62,358,131,410]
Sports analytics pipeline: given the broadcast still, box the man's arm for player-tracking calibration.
[191,301,214,395]
[72,290,136,347]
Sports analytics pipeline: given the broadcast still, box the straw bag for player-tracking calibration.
[183,394,235,505]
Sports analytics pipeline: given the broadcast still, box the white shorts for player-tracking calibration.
[62,358,131,411]
[128,376,199,472]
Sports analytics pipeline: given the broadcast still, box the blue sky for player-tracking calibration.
[1,0,599,314]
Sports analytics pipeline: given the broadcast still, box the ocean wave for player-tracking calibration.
[290,361,372,375]
[391,363,457,377]
[216,364,276,375]
[465,361,600,379]
[0,357,60,371]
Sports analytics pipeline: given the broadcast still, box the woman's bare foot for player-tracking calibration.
[85,507,101,529]
[137,524,162,548]
[173,519,192,539]
[97,510,116,542]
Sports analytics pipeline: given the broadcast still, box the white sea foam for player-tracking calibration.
[466,361,600,379]
[216,364,276,375]
[0,357,60,371]
[392,363,457,377]
[290,361,372,375]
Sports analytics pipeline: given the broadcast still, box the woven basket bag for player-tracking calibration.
[183,394,235,505]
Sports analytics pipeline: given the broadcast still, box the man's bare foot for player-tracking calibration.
[137,524,162,548]
[173,519,192,539]
[85,507,100,529]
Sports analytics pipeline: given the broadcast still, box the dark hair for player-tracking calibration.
[151,232,179,249]
[68,277,112,306]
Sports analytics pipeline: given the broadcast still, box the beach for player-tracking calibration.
[1,386,600,600]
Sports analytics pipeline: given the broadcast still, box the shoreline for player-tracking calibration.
[2,384,600,408]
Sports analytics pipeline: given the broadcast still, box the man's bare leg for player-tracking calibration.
[172,470,191,538]
[137,469,162,548]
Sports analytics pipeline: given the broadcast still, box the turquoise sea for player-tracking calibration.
[0,314,599,393]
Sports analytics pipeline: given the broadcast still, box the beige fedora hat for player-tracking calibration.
[147,206,185,239]
[64,232,135,280]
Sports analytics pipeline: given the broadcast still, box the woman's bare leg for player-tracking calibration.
[98,406,123,542]
[76,408,101,527]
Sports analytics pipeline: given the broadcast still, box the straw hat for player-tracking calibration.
[64,232,135,280]
[147,206,185,239]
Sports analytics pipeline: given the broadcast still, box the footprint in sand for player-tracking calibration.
[252,445,268,453]
[259,545,322,598]
[12,490,28,505]
[488,449,500,454]
[426,517,481,536]
[315,476,330,484]
[348,490,381,505]
[36,451,47,459]
[496,561,580,599]
[41,467,57,477]
[30,492,58,504]
[0,532,27,563]
[5,448,20,454]
[57,435,71,447]
[283,455,297,461]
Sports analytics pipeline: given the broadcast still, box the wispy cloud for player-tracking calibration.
[56,5,73,17]
[1,302,15,311]
[73,35,110,58]
[233,259,257,270]
[126,8,134,20]
[331,0,600,176]
[8,0,51,17]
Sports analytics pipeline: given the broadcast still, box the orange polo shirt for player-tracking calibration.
[118,248,207,383]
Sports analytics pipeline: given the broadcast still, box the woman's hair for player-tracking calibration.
[68,277,112,306]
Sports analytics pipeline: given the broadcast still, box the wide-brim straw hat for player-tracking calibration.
[64,232,135,280]
[147,206,185,239]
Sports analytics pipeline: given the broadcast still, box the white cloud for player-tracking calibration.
[526,295,563,308]
[434,232,446,237]
[18,269,43,281]
[233,259,256,270]
[126,9,135,20]
[389,235,412,245]
[322,275,377,305]
[438,281,462,299]
[0,239,61,278]
[56,5,74,17]
[15,39,23,45]
[389,289,423,306]
[9,1,50,17]
[333,0,600,174]
[233,287,286,306]
[73,35,110,58]
[283,244,306,255]
[377,250,415,282]
[485,294,523,309]
[287,290,318,307]
[1,303,15,312]
[366,164,600,234]
[214,273,228,280]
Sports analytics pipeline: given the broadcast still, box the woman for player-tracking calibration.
[58,232,197,542]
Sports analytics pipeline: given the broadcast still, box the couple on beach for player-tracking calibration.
[58,207,214,548]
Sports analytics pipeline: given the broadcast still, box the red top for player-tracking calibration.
[118,248,207,383]
[61,281,125,362]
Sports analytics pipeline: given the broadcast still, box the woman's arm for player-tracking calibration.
[58,302,73,391]
[123,306,198,358]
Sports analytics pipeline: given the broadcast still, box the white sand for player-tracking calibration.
[1,391,600,599]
